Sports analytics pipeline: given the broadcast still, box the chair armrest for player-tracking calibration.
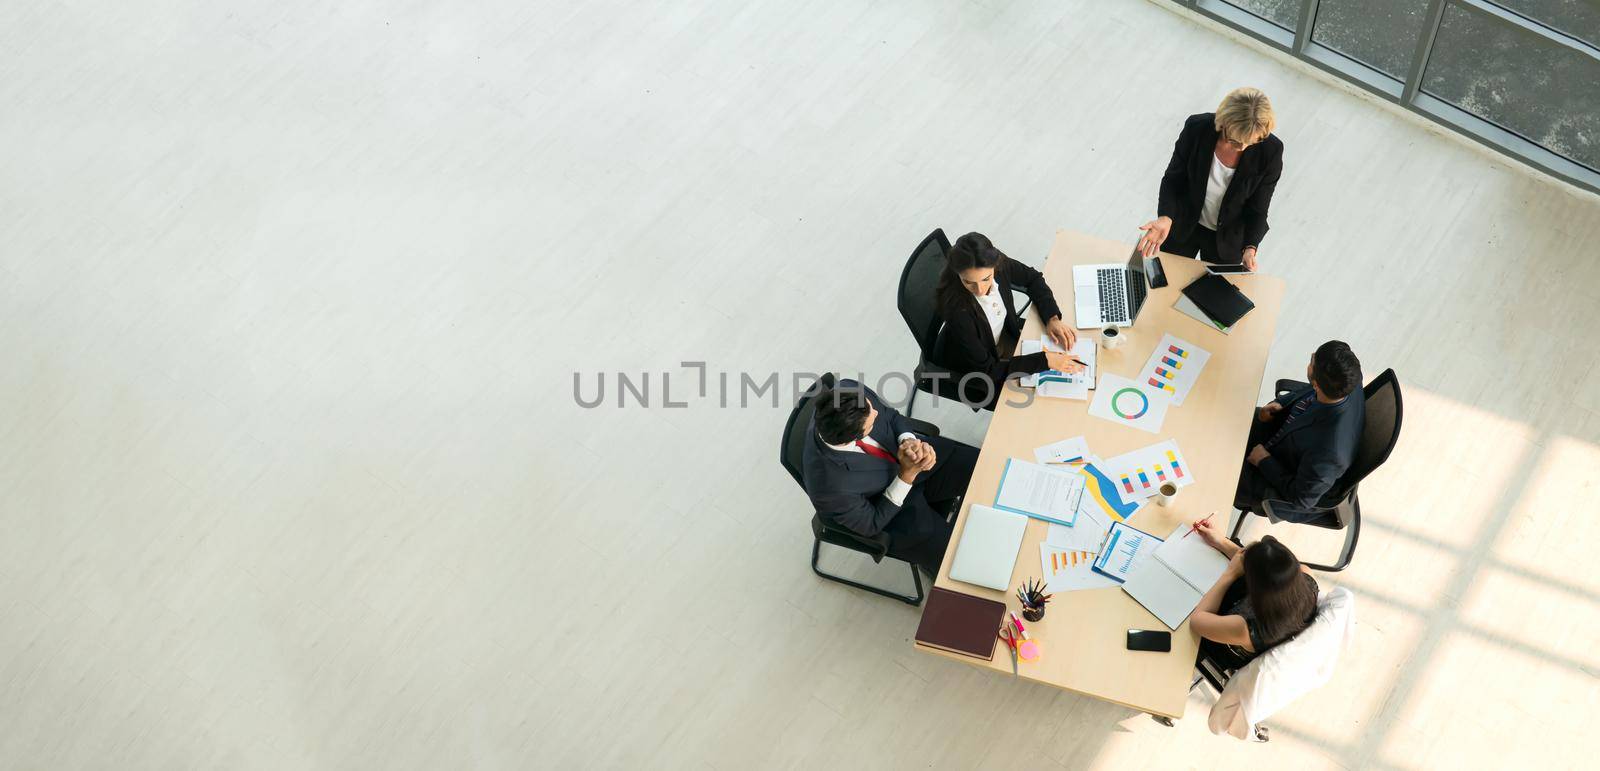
[1260,498,1340,529]
[814,515,892,561]
[904,416,941,437]
[1274,379,1310,399]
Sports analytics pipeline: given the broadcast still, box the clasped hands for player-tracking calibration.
[896,438,937,482]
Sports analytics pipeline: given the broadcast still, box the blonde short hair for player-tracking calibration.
[1215,88,1276,144]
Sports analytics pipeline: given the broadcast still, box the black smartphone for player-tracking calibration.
[1126,629,1172,652]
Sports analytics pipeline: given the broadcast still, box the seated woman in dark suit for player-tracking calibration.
[1190,519,1320,670]
[930,232,1082,410]
[1136,87,1283,271]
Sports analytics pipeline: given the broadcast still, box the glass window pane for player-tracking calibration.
[1423,2,1600,171]
[1490,0,1600,48]
[1311,0,1431,78]
[1227,0,1300,30]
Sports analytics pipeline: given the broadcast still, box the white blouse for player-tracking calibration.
[1198,152,1237,231]
[974,281,1007,343]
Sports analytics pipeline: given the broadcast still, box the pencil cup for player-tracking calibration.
[1021,605,1045,623]
[1100,326,1125,350]
[1155,482,1179,507]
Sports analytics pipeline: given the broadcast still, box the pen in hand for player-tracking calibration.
[1184,512,1215,539]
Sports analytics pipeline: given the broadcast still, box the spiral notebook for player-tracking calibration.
[1121,525,1231,629]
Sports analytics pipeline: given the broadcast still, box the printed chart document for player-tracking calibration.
[1019,337,1097,400]
[1046,517,1108,553]
[1103,439,1197,503]
[1088,374,1173,434]
[1136,333,1212,406]
[994,459,1086,526]
[1040,543,1118,593]
[1090,521,1162,583]
[1033,436,1091,465]
[1121,525,1231,629]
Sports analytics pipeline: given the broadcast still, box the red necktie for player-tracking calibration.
[855,440,899,464]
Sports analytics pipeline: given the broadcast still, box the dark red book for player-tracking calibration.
[915,587,1005,661]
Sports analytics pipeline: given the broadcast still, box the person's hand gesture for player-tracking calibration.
[1242,246,1259,271]
[1137,216,1173,257]
[915,440,937,471]
[1256,402,1282,423]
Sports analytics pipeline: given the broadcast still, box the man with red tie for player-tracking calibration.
[802,380,979,576]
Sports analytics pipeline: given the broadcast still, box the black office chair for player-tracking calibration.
[897,229,1031,416]
[1229,368,1403,571]
[896,229,963,418]
[780,373,951,605]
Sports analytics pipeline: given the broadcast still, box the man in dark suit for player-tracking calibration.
[801,380,979,575]
[1235,341,1365,523]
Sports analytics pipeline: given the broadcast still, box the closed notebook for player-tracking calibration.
[949,504,1028,591]
[914,587,1006,661]
[1121,525,1231,630]
[1181,272,1255,327]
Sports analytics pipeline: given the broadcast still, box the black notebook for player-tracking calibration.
[1182,272,1256,327]
[914,587,1005,660]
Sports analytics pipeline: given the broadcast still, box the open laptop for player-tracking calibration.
[1072,247,1153,329]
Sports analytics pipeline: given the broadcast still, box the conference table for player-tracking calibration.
[913,229,1285,719]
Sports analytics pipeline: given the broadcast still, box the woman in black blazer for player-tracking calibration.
[931,233,1082,410]
[1137,88,1283,271]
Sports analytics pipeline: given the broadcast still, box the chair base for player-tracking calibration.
[811,540,925,605]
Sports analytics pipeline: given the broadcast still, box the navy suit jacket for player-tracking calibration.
[1255,388,1365,519]
[800,381,928,537]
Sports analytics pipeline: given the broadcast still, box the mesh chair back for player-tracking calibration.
[1337,368,1403,493]
[896,229,951,355]
[780,373,836,487]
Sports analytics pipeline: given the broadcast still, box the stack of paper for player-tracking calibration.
[1019,337,1097,400]
[1087,374,1173,434]
[1121,525,1231,629]
[1033,436,1091,465]
[1103,439,1196,503]
[1040,542,1119,593]
[1136,333,1211,406]
[1175,294,1231,334]
[994,459,1086,526]
[1090,521,1162,583]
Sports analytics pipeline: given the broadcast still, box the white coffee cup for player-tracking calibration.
[1101,326,1126,350]
[1155,481,1179,507]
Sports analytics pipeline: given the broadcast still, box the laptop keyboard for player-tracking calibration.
[1097,269,1128,322]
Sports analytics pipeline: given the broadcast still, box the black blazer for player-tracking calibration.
[800,380,930,538]
[1157,112,1284,264]
[930,259,1062,402]
[1253,388,1365,521]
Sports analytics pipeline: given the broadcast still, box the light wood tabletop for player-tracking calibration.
[914,229,1286,719]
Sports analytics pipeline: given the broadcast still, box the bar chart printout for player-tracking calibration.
[1136,333,1212,406]
[1104,440,1196,503]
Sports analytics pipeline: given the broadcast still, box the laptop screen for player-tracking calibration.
[1124,249,1151,324]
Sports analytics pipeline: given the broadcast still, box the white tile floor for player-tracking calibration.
[2,0,1598,768]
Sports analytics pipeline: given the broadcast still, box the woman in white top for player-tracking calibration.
[930,232,1082,410]
[1136,88,1284,271]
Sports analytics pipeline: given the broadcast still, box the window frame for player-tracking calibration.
[1169,0,1600,194]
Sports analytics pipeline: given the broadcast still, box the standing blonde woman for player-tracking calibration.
[1136,88,1283,270]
